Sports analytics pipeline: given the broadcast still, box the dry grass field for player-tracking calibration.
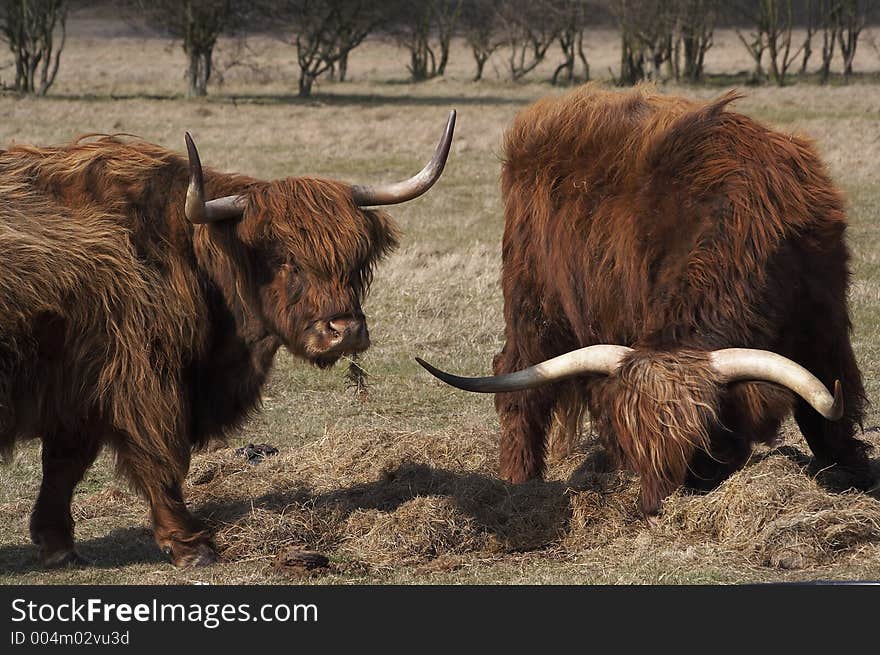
[2,17,880,585]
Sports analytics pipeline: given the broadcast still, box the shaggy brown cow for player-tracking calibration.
[418,85,873,516]
[0,111,454,567]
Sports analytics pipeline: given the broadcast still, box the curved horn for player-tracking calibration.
[416,345,633,393]
[419,344,843,420]
[709,348,843,420]
[351,109,456,207]
[184,132,247,224]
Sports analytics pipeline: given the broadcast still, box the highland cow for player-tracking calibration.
[418,86,873,516]
[0,111,455,567]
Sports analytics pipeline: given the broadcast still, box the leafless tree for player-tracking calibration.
[609,0,678,84]
[267,0,378,97]
[679,0,718,82]
[767,0,804,85]
[817,0,839,83]
[606,0,718,86]
[389,0,463,81]
[498,0,561,81]
[0,0,67,95]
[800,0,816,73]
[837,0,871,80]
[461,0,503,81]
[735,0,805,86]
[136,0,247,97]
[552,0,592,85]
[734,1,768,82]
[610,0,643,85]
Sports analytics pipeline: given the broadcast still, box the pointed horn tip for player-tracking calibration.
[415,357,437,375]
[415,356,464,387]
[184,132,196,157]
[184,132,201,172]
[415,356,493,393]
[350,110,456,207]
[444,110,456,143]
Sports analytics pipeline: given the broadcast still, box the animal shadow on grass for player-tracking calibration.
[0,527,166,575]
[0,450,618,573]
[195,463,576,556]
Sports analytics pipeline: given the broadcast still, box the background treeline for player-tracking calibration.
[0,0,877,96]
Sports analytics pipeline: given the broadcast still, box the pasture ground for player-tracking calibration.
[2,19,880,584]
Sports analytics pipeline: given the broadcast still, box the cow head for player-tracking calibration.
[184,111,455,367]
[417,345,843,420]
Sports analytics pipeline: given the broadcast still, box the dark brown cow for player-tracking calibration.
[418,85,873,516]
[0,111,454,567]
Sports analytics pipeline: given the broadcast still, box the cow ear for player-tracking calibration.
[643,91,743,181]
[364,210,401,260]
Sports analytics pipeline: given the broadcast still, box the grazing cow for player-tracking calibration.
[418,85,873,516]
[0,111,455,567]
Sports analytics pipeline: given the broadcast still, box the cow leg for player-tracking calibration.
[793,339,872,488]
[494,346,557,482]
[147,481,217,568]
[117,446,217,568]
[30,434,101,567]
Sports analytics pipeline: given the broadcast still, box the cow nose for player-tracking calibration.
[328,316,363,336]
[326,315,368,348]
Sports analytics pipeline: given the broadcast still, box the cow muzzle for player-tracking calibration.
[309,314,370,363]
[326,315,369,351]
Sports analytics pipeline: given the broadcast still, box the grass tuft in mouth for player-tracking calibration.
[344,354,370,403]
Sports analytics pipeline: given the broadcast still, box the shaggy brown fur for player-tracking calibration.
[493,84,870,514]
[588,351,720,513]
[0,135,399,567]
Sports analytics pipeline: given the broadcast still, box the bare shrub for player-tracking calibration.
[0,0,67,95]
[388,0,463,82]
[264,0,378,97]
[497,0,561,81]
[135,0,249,97]
[461,0,504,81]
[552,0,593,85]
[734,0,809,86]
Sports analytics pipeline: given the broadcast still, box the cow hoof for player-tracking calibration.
[171,543,219,568]
[42,550,89,568]
[819,460,876,492]
[849,470,877,492]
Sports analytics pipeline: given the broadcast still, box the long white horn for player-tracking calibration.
[351,110,456,206]
[710,348,843,420]
[416,345,633,393]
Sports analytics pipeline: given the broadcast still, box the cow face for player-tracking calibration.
[183,112,452,366]
[244,178,399,368]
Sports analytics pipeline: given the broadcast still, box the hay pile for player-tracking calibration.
[62,425,880,577]
[185,427,880,573]
[184,426,573,569]
[660,454,880,569]
[342,497,484,567]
